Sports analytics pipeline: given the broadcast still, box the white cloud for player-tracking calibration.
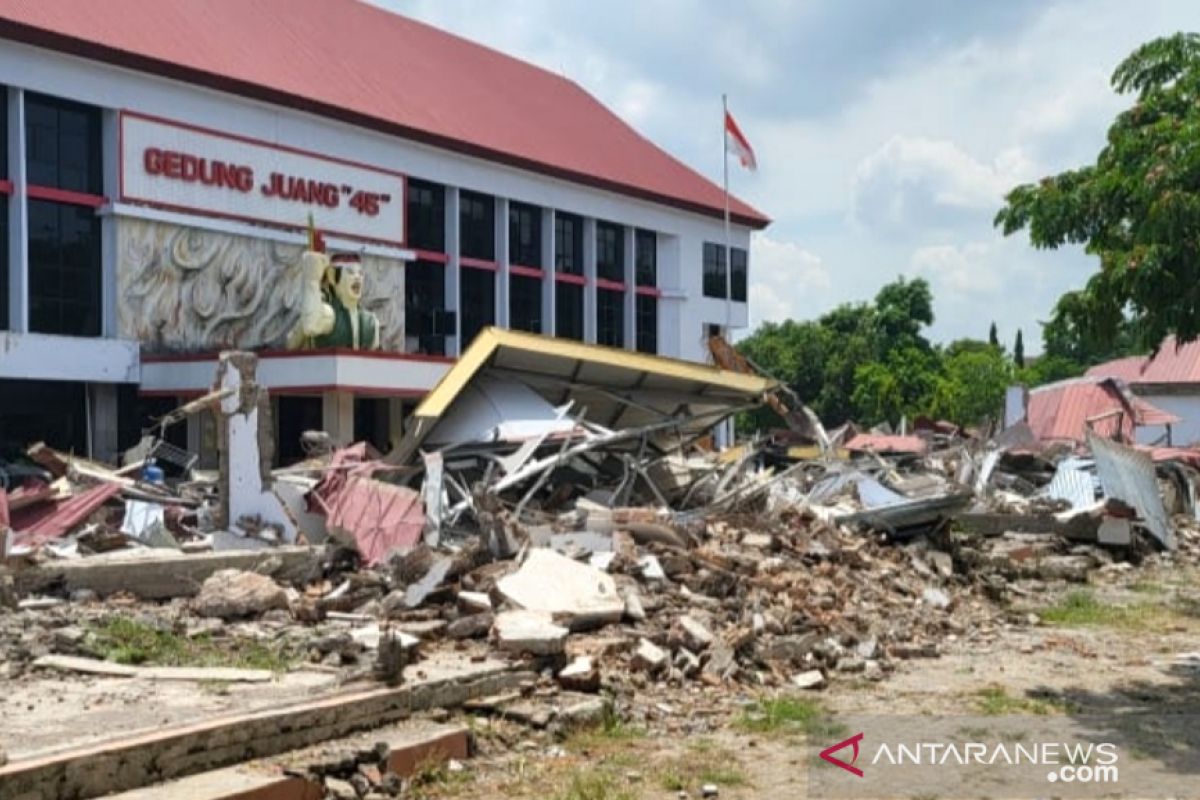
[911,240,1004,296]
[747,235,832,326]
[850,136,1035,234]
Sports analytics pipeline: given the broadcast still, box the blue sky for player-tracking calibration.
[371,0,1195,353]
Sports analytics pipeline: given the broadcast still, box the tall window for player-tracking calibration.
[460,267,495,348]
[596,221,624,283]
[556,282,583,341]
[405,260,447,355]
[731,247,748,302]
[554,212,583,275]
[509,202,541,267]
[510,274,541,333]
[460,190,494,261]
[597,288,624,347]
[635,229,656,287]
[0,89,8,331]
[407,178,445,252]
[25,93,103,337]
[636,294,657,354]
[702,242,727,299]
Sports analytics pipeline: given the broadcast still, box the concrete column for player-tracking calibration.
[444,187,460,356]
[495,197,509,329]
[322,390,355,446]
[623,226,636,350]
[88,383,119,463]
[582,217,597,343]
[100,109,119,338]
[542,208,554,336]
[7,87,27,332]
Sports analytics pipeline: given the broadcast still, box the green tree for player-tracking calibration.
[996,32,1200,347]
[988,322,999,348]
[928,347,1013,427]
[1014,329,1025,368]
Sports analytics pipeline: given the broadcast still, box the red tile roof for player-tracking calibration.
[0,0,769,228]
[1026,377,1178,444]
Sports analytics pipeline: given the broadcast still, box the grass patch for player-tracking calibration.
[407,754,473,799]
[553,769,635,800]
[87,616,297,672]
[1036,589,1189,632]
[736,695,841,738]
[657,747,748,793]
[565,703,645,752]
[974,685,1075,716]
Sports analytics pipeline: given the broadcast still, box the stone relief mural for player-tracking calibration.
[117,218,404,353]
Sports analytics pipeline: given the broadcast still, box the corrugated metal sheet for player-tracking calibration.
[1043,458,1098,510]
[1085,355,1149,382]
[10,482,122,548]
[1026,377,1177,444]
[1088,433,1173,549]
[0,0,768,228]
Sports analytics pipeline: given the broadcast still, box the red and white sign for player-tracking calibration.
[120,111,406,245]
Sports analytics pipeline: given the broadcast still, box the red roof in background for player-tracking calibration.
[1026,377,1179,444]
[0,0,769,228]
[1085,355,1148,382]
[1087,336,1200,385]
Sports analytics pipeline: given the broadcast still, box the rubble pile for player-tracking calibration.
[5,341,1200,710]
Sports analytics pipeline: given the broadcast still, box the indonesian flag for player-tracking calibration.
[724,110,757,170]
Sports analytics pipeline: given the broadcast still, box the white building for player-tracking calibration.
[0,0,768,465]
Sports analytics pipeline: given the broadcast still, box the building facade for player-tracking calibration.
[0,0,767,465]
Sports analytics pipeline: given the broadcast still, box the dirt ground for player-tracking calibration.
[406,563,1200,800]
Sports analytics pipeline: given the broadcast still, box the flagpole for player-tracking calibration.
[722,93,732,337]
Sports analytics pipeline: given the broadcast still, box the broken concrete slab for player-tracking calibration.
[194,569,288,619]
[791,670,826,690]
[33,655,274,683]
[631,638,668,673]
[557,656,600,693]
[496,548,624,630]
[492,610,569,655]
[457,591,492,613]
[12,546,317,600]
[446,612,494,640]
[670,615,715,652]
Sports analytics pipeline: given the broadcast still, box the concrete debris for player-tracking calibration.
[493,610,569,655]
[557,655,600,693]
[497,548,625,630]
[193,568,289,619]
[632,638,669,673]
[791,669,826,690]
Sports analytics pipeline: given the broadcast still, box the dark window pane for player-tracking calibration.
[635,229,656,287]
[636,294,657,354]
[460,190,495,261]
[28,200,101,336]
[509,202,541,268]
[25,92,102,194]
[406,178,445,252]
[460,267,495,348]
[555,281,583,341]
[0,379,88,455]
[596,287,624,348]
[731,247,748,302]
[554,212,583,275]
[702,242,727,299]
[510,273,542,333]
[0,197,8,330]
[596,221,624,283]
[405,259,446,355]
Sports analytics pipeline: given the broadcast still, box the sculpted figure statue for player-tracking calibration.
[287,226,380,350]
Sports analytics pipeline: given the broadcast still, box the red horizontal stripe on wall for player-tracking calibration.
[509,264,545,279]
[27,184,107,208]
[595,278,625,292]
[461,256,498,271]
[554,272,587,286]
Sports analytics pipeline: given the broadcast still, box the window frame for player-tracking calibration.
[635,229,656,288]
[595,221,625,284]
[508,201,542,268]
[635,293,657,354]
[702,242,727,299]
[406,177,445,253]
[554,212,583,275]
[596,286,624,348]
[459,190,495,261]
[731,247,748,303]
